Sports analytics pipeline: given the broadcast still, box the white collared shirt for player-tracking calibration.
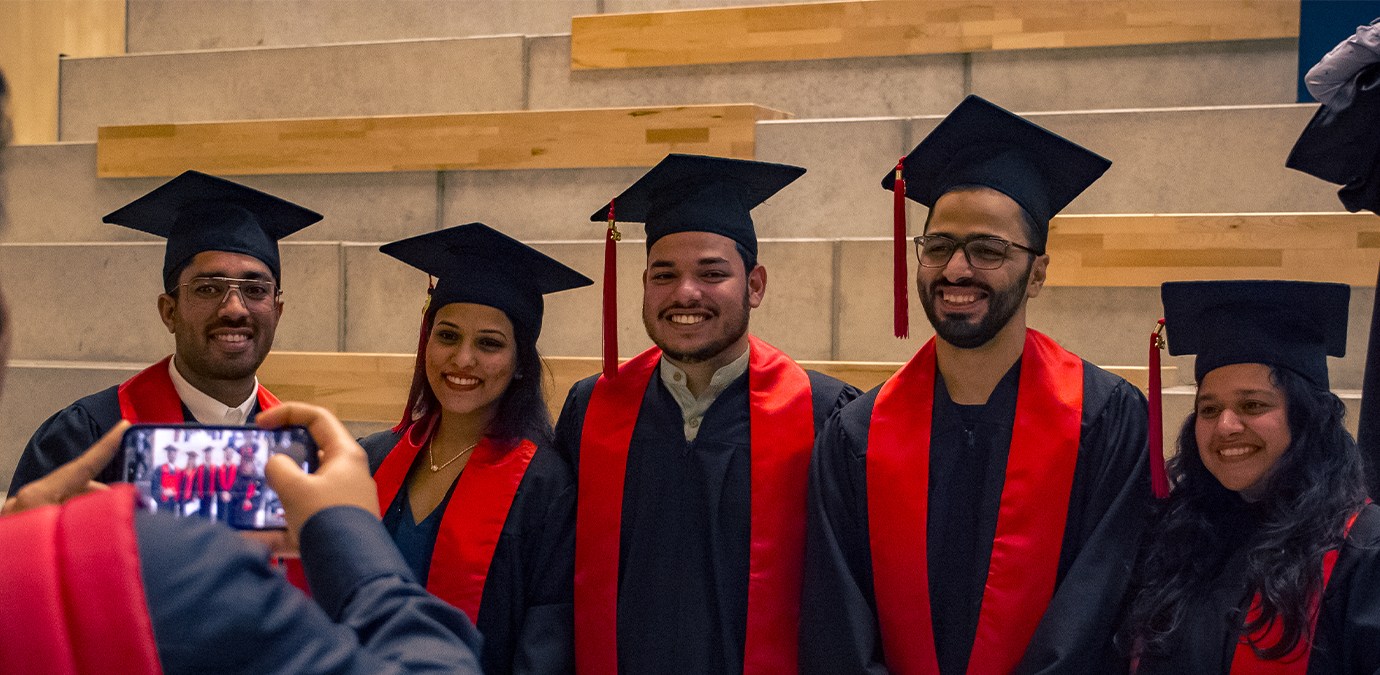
[659,347,750,442]
[168,356,260,425]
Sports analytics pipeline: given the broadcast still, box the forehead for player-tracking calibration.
[647,230,740,265]
[433,302,514,333]
[925,186,1029,243]
[1197,362,1280,396]
[179,250,273,280]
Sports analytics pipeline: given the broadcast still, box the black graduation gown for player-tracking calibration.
[135,504,484,674]
[801,359,1150,674]
[553,367,859,675]
[1134,502,1380,675]
[361,431,576,675]
[8,384,261,492]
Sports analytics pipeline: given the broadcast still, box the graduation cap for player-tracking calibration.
[1161,280,1348,389]
[1143,280,1350,499]
[881,96,1112,338]
[587,154,805,377]
[103,171,322,290]
[380,222,593,346]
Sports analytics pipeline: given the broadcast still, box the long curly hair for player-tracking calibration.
[1121,365,1366,660]
[395,296,553,448]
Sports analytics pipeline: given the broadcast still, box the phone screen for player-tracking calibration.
[121,424,317,530]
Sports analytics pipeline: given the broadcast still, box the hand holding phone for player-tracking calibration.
[259,403,379,543]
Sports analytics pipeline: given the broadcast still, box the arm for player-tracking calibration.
[1017,380,1149,674]
[137,507,483,675]
[1306,18,1380,105]
[513,453,576,675]
[552,379,592,468]
[801,399,889,675]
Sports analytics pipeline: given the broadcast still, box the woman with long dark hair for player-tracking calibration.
[1124,280,1380,673]
[361,223,590,675]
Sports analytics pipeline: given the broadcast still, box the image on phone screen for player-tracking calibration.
[121,425,315,530]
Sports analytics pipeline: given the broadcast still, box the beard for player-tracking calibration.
[919,262,1032,349]
[644,290,752,364]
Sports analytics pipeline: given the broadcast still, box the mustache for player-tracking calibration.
[657,303,716,319]
[927,279,994,295]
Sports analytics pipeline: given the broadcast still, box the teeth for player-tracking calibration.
[943,292,978,305]
[215,334,248,343]
[445,375,480,386]
[669,314,706,325]
[1219,446,1254,457]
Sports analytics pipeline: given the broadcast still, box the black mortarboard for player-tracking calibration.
[883,95,1111,228]
[380,222,592,345]
[103,171,322,290]
[587,153,804,377]
[1161,280,1349,389]
[589,153,804,257]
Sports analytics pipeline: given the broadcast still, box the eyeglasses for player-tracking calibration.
[913,234,1040,270]
[174,277,280,312]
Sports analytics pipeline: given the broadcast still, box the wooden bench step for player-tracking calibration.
[96,104,789,178]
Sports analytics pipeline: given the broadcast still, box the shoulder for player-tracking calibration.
[1080,362,1148,424]
[520,441,576,491]
[42,385,123,431]
[823,386,881,461]
[358,429,404,474]
[567,374,600,404]
[805,371,863,404]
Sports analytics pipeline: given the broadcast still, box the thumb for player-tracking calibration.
[264,453,306,497]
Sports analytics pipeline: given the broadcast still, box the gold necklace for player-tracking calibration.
[429,440,480,472]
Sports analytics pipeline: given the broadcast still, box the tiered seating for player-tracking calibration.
[1,0,1370,489]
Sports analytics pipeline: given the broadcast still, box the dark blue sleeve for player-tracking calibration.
[9,389,122,492]
[137,508,484,675]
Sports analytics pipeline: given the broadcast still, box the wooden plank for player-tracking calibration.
[258,351,1173,424]
[1039,212,1380,287]
[96,104,790,178]
[571,0,1298,70]
[0,0,125,144]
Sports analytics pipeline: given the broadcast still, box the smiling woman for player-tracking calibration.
[1123,280,1380,673]
[358,222,591,675]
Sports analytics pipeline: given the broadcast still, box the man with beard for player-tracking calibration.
[801,96,1150,674]
[9,171,317,492]
[554,154,859,674]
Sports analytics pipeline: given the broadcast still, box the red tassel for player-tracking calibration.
[893,158,909,339]
[1148,319,1169,499]
[602,200,620,379]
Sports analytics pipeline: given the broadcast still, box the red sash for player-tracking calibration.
[116,355,281,423]
[867,329,1084,675]
[1227,508,1364,674]
[373,413,538,623]
[0,485,162,675]
[574,336,816,674]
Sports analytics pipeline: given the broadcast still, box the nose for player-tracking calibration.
[1217,409,1245,435]
[672,275,705,302]
[941,246,975,282]
[217,286,251,317]
[453,342,479,368]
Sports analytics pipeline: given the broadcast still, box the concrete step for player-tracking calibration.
[0,239,1372,390]
[14,104,1342,246]
[58,31,1298,142]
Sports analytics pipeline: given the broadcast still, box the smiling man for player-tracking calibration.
[554,154,859,675]
[8,171,319,492]
[802,97,1151,674]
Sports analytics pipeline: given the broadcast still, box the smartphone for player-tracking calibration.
[121,424,317,530]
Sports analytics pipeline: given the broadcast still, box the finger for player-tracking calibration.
[47,421,130,496]
[264,452,306,495]
[78,481,109,495]
[256,403,357,464]
[1,496,17,515]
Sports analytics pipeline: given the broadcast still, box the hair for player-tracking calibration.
[1120,365,1367,660]
[0,69,10,150]
[734,242,758,275]
[397,298,553,448]
[922,185,1047,253]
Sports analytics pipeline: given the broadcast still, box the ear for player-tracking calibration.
[747,264,767,309]
[157,294,177,333]
[1026,254,1050,299]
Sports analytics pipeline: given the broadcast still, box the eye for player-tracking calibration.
[1241,400,1272,414]
[922,239,956,256]
[702,269,729,280]
[969,240,1008,262]
[191,280,224,298]
[478,337,508,350]
[240,282,274,301]
[650,271,675,281]
[434,329,460,343]
[1196,404,1221,419]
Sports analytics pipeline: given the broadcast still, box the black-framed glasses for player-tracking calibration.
[913,234,1040,270]
[174,276,280,312]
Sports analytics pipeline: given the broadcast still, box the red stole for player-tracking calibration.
[116,355,281,423]
[1227,509,1364,674]
[867,329,1084,675]
[0,485,162,675]
[574,336,816,674]
[373,413,538,623]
